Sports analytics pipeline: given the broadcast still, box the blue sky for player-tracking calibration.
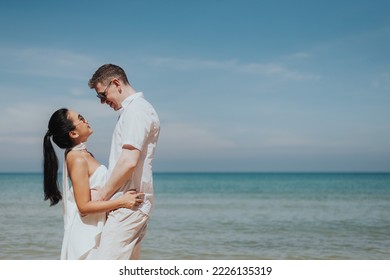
[0,0,389,172]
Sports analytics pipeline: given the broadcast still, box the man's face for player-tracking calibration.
[95,80,122,111]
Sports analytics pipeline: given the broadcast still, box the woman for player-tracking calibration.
[43,108,143,259]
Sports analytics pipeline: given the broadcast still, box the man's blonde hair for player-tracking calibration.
[88,64,130,88]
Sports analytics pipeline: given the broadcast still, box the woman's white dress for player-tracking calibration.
[60,164,107,260]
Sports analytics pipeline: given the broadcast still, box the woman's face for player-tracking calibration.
[67,110,93,142]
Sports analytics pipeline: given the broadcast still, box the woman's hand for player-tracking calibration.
[121,191,144,209]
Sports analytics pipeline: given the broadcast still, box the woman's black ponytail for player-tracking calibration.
[43,130,61,206]
[42,108,75,206]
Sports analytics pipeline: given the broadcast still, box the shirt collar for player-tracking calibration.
[118,92,144,114]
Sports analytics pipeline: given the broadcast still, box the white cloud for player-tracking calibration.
[372,73,390,91]
[287,52,312,59]
[0,47,99,80]
[69,87,88,97]
[238,62,320,81]
[143,56,320,81]
[157,122,235,159]
[0,104,48,135]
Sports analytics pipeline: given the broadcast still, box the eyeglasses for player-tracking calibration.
[73,114,87,127]
[96,80,113,100]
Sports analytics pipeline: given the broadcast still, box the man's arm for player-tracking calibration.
[99,145,141,201]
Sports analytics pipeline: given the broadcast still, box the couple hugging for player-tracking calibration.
[43,64,160,260]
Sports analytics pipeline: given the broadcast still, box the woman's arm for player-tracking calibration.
[67,154,142,216]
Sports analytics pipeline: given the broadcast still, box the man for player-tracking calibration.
[88,64,160,259]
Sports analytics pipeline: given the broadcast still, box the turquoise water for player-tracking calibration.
[0,172,389,259]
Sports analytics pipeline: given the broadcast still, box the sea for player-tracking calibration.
[0,172,389,260]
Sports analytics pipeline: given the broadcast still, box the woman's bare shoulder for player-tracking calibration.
[66,150,88,169]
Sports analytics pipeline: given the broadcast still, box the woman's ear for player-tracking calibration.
[69,130,79,140]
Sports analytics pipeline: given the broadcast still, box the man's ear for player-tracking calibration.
[112,78,122,93]
[112,78,121,87]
